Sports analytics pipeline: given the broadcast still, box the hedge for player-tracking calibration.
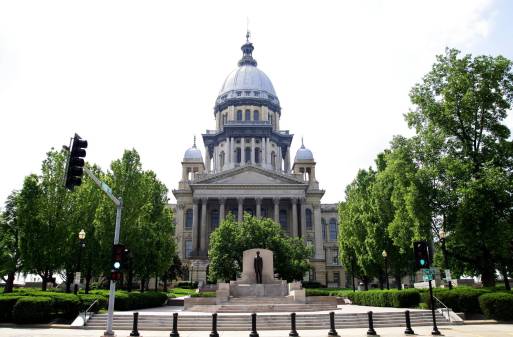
[190,291,216,298]
[12,297,53,324]
[421,288,489,314]
[346,289,420,308]
[0,296,20,322]
[114,291,168,311]
[176,281,198,289]
[479,293,513,321]
[302,281,323,288]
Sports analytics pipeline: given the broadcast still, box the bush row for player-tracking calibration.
[346,289,421,308]
[420,287,489,314]
[479,293,513,321]
[0,291,167,324]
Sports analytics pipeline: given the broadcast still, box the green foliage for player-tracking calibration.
[301,281,322,288]
[169,287,197,296]
[12,296,53,323]
[421,287,489,313]
[0,296,20,322]
[208,213,312,282]
[190,291,216,298]
[479,293,513,321]
[175,281,198,289]
[113,291,168,311]
[346,289,420,308]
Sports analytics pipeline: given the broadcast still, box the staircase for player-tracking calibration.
[85,311,451,331]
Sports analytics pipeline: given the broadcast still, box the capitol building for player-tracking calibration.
[172,35,345,287]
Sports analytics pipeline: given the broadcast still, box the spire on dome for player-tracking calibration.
[238,32,257,67]
[193,135,197,148]
[301,137,305,148]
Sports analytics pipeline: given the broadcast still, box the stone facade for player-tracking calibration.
[171,36,345,287]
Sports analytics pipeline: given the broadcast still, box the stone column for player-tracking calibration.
[176,203,185,259]
[228,138,232,167]
[256,198,262,218]
[200,197,208,256]
[300,198,307,240]
[285,146,291,172]
[277,147,282,171]
[192,199,199,255]
[251,138,256,164]
[219,198,225,221]
[266,139,271,166]
[237,197,244,222]
[261,137,266,166]
[273,197,280,223]
[291,198,298,237]
[240,138,245,164]
[205,147,211,172]
[313,204,323,259]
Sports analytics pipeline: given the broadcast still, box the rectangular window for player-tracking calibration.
[185,209,193,229]
[279,210,288,231]
[332,248,339,265]
[185,240,193,258]
[306,209,313,231]
[307,240,314,257]
[211,210,219,229]
[329,219,338,241]
[333,272,340,286]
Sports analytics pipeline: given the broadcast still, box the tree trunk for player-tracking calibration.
[378,274,384,290]
[480,261,496,288]
[140,278,145,292]
[154,276,158,291]
[163,276,168,292]
[363,277,369,291]
[41,271,49,291]
[3,271,15,293]
[127,269,133,292]
[395,275,402,290]
[85,267,92,294]
[501,266,511,291]
[65,271,74,293]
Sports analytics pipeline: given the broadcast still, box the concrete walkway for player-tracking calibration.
[1,324,513,336]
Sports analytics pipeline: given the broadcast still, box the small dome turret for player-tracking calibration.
[183,136,203,162]
[295,138,314,161]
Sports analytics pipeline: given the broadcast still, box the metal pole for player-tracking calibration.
[404,310,414,335]
[367,311,377,335]
[209,313,219,337]
[385,256,389,290]
[327,311,339,337]
[249,313,259,337]
[104,199,123,336]
[289,312,299,337]
[429,280,441,335]
[442,241,452,290]
[74,240,84,295]
[130,312,140,337]
[170,312,179,337]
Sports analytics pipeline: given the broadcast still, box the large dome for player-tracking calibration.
[214,36,280,113]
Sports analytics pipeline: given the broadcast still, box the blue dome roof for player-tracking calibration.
[219,65,276,97]
[183,137,203,161]
[295,140,314,161]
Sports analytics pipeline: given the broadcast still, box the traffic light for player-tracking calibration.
[111,244,125,281]
[413,241,430,269]
[65,133,88,190]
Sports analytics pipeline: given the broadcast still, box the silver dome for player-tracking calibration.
[295,140,314,161]
[183,137,203,162]
[219,65,276,97]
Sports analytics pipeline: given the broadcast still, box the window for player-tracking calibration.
[185,209,193,229]
[222,114,227,125]
[279,209,288,230]
[219,151,225,168]
[332,248,339,265]
[245,109,251,121]
[322,218,326,240]
[271,151,276,169]
[245,90,251,96]
[236,91,242,97]
[236,148,241,163]
[254,91,260,97]
[185,240,193,258]
[255,148,260,164]
[211,210,219,229]
[245,147,251,163]
[307,240,314,257]
[333,272,340,287]
[237,110,243,121]
[269,113,273,125]
[306,209,313,230]
[253,110,259,121]
[329,218,338,240]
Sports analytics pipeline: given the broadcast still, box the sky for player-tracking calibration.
[0,0,512,205]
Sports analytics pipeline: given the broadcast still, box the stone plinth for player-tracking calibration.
[239,248,274,284]
[229,280,288,297]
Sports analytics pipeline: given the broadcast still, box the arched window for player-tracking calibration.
[279,209,288,230]
[306,209,313,230]
[222,114,227,125]
[245,109,251,121]
[185,209,193,229]
[211,210,219,229]
[185,240,193,258]
[253,110,259,121]
[245,147,251,163]
[236,148,241,163]
[271,151,276,169]
[237,110,243,121]
[322,218,326,240]
[329,218,338,241]
[255,148,260,164]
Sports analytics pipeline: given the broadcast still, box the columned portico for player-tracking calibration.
[300,198,307,239]
[200,197,208,256]
[291,198,298,237]
[219,198,226,221]
[273,197,280,223]
[256,198,262,218]
[237,197,243,222]
[192,199,199,255]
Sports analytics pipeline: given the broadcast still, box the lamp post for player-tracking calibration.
[74,229,86,295]
[382,250,389,290]
[439,230,452,290]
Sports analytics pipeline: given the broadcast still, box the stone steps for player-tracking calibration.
[86,311,450,331]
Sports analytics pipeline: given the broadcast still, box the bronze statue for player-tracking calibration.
[254,251,263,284]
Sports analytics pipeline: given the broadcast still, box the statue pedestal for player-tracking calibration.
[228,280,288,297]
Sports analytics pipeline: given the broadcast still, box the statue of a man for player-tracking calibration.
[254,251,263,284]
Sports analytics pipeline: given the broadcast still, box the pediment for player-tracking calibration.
[193,166,305,186]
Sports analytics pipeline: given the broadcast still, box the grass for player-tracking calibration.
[168,287,197,297]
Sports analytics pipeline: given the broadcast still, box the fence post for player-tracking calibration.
[129,312,140,337]
[366,311,377,336]
[327,311,339,337]
[169,312,179,337]
[404,310,415,335]
[249,312,259,337]
[289,312,299,337]
[209,313,219,337]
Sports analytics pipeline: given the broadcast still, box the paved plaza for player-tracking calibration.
[0,324,512,337]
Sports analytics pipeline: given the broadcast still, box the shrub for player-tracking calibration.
[78,294,107,312]
[50,293,81,319]
[114,291,168,311]
[190,291,216,298]
[302,281,323,288]
[347,289,420,308]
[0,296,20,322]
[479,293,513,321]
[12,297,53,324]
[421,288,489,313]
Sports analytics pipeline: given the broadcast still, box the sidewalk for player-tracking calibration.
[1,324,513,337]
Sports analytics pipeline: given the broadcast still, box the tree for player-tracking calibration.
[407,48,513,287]
[208,213,311,282]
[0,191,22,293]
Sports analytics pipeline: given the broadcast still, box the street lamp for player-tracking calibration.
[74,229,86,295]
[382,250,389,290]
[439,229,452,290]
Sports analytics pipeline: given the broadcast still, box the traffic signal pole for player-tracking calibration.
[83,167,123,337]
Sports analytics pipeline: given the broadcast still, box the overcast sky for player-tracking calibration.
[1,0,512,205]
